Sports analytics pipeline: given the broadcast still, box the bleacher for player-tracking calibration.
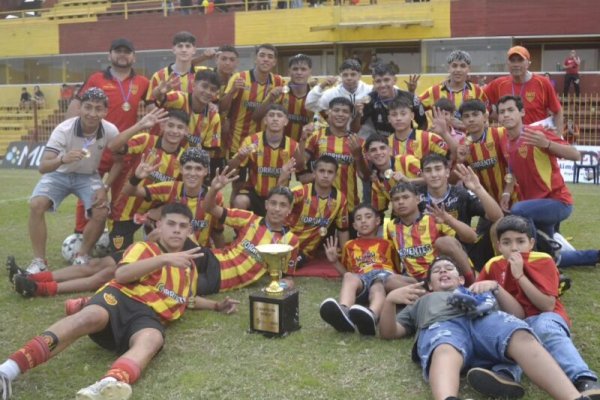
[0,106,60,157]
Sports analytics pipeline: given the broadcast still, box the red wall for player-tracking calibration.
[451,0,600,37]
[59,12,235,53]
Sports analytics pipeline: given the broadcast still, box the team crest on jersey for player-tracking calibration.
[103,293,118,306]
[130,84,139,95]
[418,225,427,235]
[410,141,419,151]
[518,145,528,158]
[112,235,124,250]
[486,142,495,150]
[525,91,536,103]
[280,150,289,158]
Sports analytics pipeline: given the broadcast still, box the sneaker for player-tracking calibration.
[319,298,356,333]
[447,286,497,318]
[348,304,377,336]
[6,256,27,284]
[0,371,12,400]
[26,258,47,274]
[65,296,91,316]
[73,254,91,266]
[467,367,525,399]
[559,273,572,297]
[13,275,37,298]
[575,378,600,400]
[76,379,132,400]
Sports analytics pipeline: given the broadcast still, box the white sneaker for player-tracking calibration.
[0,371,12,400]
[76,379,132,400]
[26,258,47,274]
[73,254,91,266]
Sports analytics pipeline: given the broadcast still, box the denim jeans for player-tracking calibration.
[526,312,597,382]
[511,199,573,236]
[558,250,599,268]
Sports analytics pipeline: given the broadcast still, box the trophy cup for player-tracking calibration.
[249,244,300,337]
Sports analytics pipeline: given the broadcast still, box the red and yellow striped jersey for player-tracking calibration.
[341,237,399,274]
[419,81,488,111]
[305,128,365,212]
[371,154,422,212]
[271,86,314,142]
[224,70,284,154]
[388,129,448,159]
[107,241,197,322]
[146,64,209,102]
[461,127,521,205]
[503,127,572,204]
[240,132,299,198]
[479,252,569,325]
[112,134,184,221]
[214,208,299,291]
[386,214,455,279]
[163,91,221,150]
[144,181,223,247]
[287,183,349,258]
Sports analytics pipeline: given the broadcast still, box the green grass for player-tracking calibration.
[0,169,599,400]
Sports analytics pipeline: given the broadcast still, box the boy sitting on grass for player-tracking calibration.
[473,215,600,398]
[379,256,600,400]
[319,204,414,336]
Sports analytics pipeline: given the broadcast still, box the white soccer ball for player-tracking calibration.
[94,229,111,257]
[62,233,83,263]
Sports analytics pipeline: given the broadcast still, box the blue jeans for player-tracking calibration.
[558,250,599,268]
[511,199,572,236]
[526,312,597,382]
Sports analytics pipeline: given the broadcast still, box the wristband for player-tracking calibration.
[129,175,142,186]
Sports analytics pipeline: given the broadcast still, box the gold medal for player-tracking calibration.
[121,102,131,112]
[319,227,328,237]
[464,136,473,145]
[504,173,514,184]
[384,169,393,180]
[281,86,290,94]
[81,148,91,158]
[248,143,258,153]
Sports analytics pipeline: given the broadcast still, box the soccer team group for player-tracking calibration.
[1,31,599,400]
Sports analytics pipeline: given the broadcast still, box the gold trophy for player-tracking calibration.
[256,243,293,294]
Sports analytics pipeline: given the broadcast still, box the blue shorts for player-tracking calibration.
[417,311,533,381]
[355,270,392,304]
[30,171,104,216]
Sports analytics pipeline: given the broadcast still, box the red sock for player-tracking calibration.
[103,357,141,384]
[8,336,51,373]
[30,271,53,282]
[463,270,475,286]
[35,281,58,296]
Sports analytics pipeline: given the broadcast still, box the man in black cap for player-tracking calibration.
[65,38,151,246]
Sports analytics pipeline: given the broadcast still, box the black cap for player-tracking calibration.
[110,38,135,52]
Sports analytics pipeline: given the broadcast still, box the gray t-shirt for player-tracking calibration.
[45,117,119,175]
[395,291,466,336]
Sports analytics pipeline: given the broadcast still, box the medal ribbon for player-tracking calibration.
[115,77,132,108]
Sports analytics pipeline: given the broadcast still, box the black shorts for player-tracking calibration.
[109,220,141,252]
[87,286,165,354]
[238,187,266,216]
[195,248,222,295]
[108,250,125,265]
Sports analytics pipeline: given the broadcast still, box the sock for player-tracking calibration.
[35,281,58,297]
[8,336,52,374]
[30,271,53,282]
[0,359,21,381]
[463,270,475,286]
[103,357,141,384]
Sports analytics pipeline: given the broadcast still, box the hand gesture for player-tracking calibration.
[391,170,407,183]
[348,133,363,157]
[233,77,246,91]
[323,236,339,263]
[453,164,481,192]
[430,107,448,135]
[268,86,284,100]
[138,108,169,131]
[404,74,421,93]
[202,47,217,59]
[507,252,525,280]
[236,143,255,160]
[300,122,315,142]
[522,127,550,149]
[210,166,239,192]
[134,151,162,180]
[500,194,511,213]
[280,158,296,182]
[456,143,469,163]
[426,202,449,224]
[320,76,338,89]
[214,296,240,314]
[469,280,498,294]
[154,75,180,100]
[354,101,365,117]
[165,247,205,269]
[386,282,427,305]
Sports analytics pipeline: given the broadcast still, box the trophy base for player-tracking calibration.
[249,289,300,337]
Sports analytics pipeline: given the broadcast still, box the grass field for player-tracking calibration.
[0,169,599,400]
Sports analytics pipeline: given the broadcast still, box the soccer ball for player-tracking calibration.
[94,229,111,257]
[62,233,83,263]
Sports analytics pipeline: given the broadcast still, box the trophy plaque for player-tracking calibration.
[248,244,300,337]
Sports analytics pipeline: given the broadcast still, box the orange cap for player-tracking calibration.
[507,46,530,61]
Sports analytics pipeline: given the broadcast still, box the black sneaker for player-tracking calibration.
[559,273,572,297]
[14,274,37,298]
[6,255,27,284]
[319,298,356,333]
[467,367,525,399]
[348,304,377,336]
[575,378,600,400]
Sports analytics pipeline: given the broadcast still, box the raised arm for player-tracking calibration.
[204,166,239,220]
[108,108,169,153]
[427,203,478,244]
[454,163,503,222]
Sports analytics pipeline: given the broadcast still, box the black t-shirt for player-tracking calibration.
[420,185,486,233]
[361,89,427,135]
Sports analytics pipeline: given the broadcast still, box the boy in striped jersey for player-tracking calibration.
[0,203,239,400]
